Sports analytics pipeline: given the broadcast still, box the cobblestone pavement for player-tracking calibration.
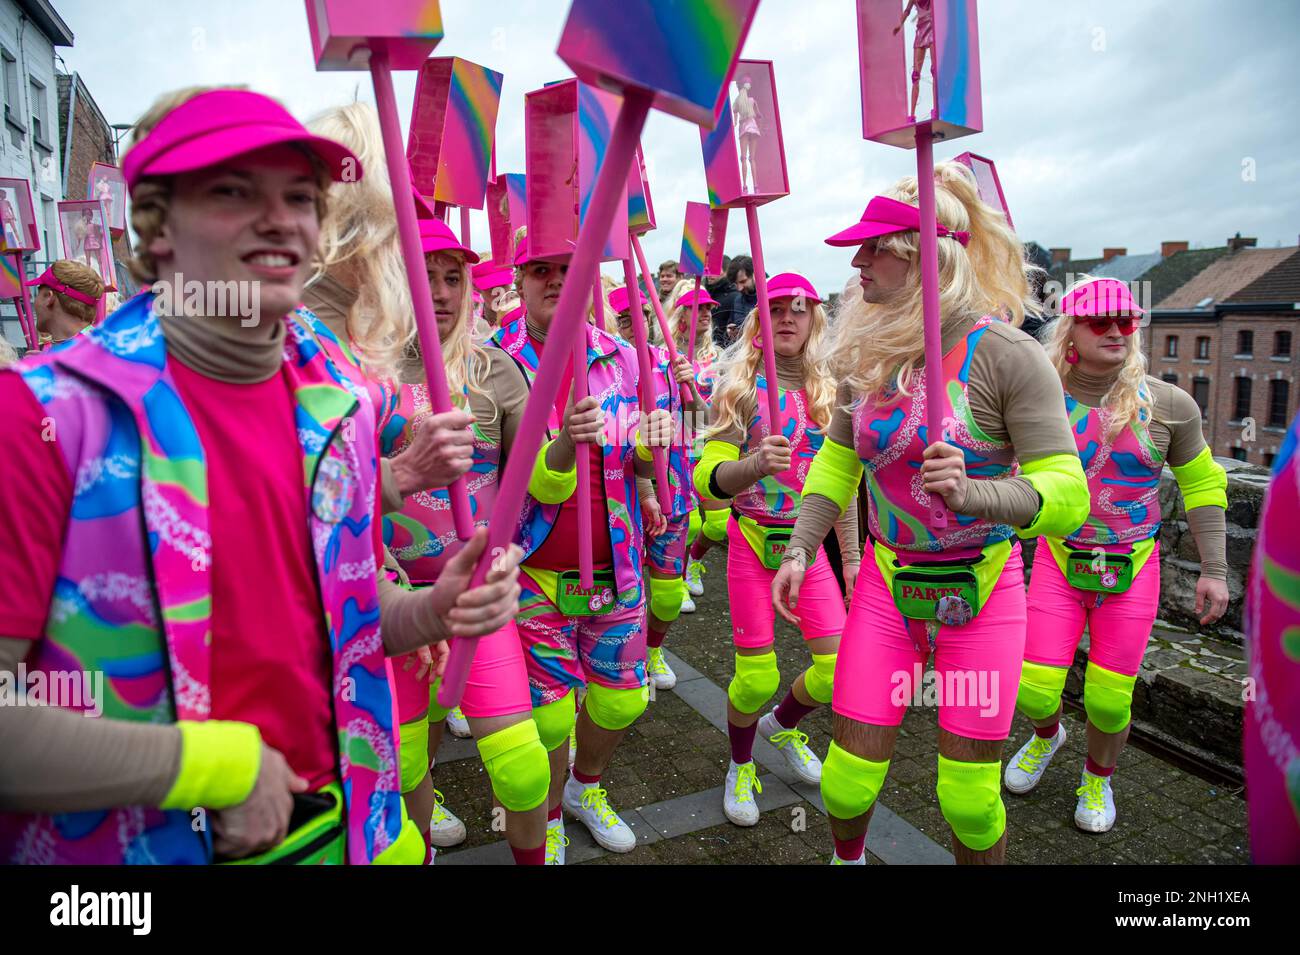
[435,545,1249,865]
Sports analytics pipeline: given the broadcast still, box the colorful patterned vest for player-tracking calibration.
[1062,388,1163,546]
[491,314,645,607]
[651,344,696,519]
[0,295,408,865]
[853,316,1017,553]
[732,375,823,526]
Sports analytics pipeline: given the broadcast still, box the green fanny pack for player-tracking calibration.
[736,515,796,570]
[554,568,618,616]
[1046,537,1155,596]
[874,538,1013,626]
[217,781,346,866]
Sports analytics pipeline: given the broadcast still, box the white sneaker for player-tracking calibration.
[562,776,637,852]
[680,594,697,614]
[544,818,568,865]
[723,760,762,826]
[829,851,866,865]
[647,646,677,690]
[1004,725,1067,794]
[445,706,471,739]
[758,710,823,785]
[686,559,705,597]
[1074,770,1117,833]
[427,789,467,847]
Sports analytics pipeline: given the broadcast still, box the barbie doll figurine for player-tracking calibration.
[77,209,104,279]
[0,190,19,249]
[95,174,114,230]
[894,0,935,122]
[733,75,761,193]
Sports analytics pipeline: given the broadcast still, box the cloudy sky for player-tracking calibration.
[54,0,1300,294]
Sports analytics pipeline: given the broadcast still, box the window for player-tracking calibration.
[1196,336,1211,360]
[1276,330,1292,357]
[1231,448,1248,462]
[1270,379,1290,427]
[1192,378,1210,419]
[1161,372,1178,385]
[1165,335,1178,358]
[29,79,47,148]
[1,49,17,125]
[1233,376,1252,421]
[1264,452,1277,468]
[1237,330,1254,356]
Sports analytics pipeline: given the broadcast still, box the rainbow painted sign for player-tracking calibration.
[305,0,443,71]
[0,253,22,298]
[855,0,982,148]
[486,172,526,265]
[524,79,628,262]
[678,201,728,278]
[627,145,656,236]
[408,57,503,209]
[952,151,1012,228]
[556,0,760,127]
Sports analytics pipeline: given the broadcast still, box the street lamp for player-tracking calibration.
[109,123,133,164]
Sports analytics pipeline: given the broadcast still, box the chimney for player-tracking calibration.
[1102,247,1127,260]
[1049,247,1071,265]
[1161,240,1189,258]
[1226,233,1257,251]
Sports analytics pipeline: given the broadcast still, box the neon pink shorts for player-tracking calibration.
[1024,539,1160,677]
[727,516,846,649]
[393,620,530,723]
[647,513,689,577]
[832,545,1026,741]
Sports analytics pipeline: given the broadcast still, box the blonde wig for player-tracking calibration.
[665,277,719,366]
[824,161,1040,403]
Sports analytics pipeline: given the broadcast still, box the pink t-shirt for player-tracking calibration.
[0,363,386,788]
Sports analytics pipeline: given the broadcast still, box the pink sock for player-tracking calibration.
[773,690,817,730]
[690,538,710,561]
[1035,721,1060,739]
[729,720,758,765]
[647,627,667,649]
[423,828,433,866]
[833,833,866,862]
[1085,755,1114,778]
[548,805,562,823]
[511,844,546,866]
[572,767,600,786]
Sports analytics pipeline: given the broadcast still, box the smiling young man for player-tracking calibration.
[0,87,521,865]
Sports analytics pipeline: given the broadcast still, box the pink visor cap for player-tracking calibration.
[123,89,360,191]
[674,287,718,310]
[419,218,479,263]
[765,272,821,304]
[825,195,970,248]
[1061,278,1146,318]
[472,261,514,291]
[26,267,101,305]
[607,286,631,314]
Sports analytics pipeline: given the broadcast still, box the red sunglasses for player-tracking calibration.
[1079,316,1139,336]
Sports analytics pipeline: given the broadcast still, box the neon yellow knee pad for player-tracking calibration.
[584,682,648,731]
[1083,661,1137,734]
[727,651,780,715]
[803,652,837,705]
[1016,661,1068,721]
[687,508,703,547]
[398,717,431,794]
[703,507,729,542]
[820,742,889,820]
[648,573,685,623]
[532,691,577,752]
[477,720,550,812]
[936,755,1006,852]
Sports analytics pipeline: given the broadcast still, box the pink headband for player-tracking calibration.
[825,195,970,248]
[25,267,100,305]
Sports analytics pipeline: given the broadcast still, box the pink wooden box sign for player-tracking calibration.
[486,173,527,265]
[407,57,503,209]
[557,0,761,127]
[524,79,628,262]
[306,0,443,70]
[58,200,116,291]
[0,177,40,252]
[678,201,728,278]
[627,145,656,235]
[952,151,1012,228]
[856,0,982,148]
[700,59,788,209]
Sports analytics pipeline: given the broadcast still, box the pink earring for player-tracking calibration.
[1066,342,1079,364]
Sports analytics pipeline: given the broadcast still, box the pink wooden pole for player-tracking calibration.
[13,254,37,350]
[459,205,472,249]
[370,46,475,539]
[915,123,948,530]
[438,89,654,709]
[630,232,698,407]
[621,255,673,516]
[686,276,701,361]
[566,269,598,591]
[743,204,781,427]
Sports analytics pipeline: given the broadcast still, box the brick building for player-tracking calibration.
[1143,242,1300,467]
